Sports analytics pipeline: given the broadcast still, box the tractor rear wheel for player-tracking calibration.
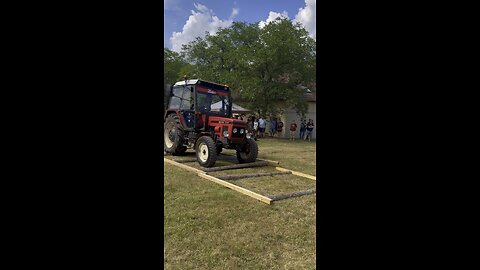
[195,136,217,167]
[164,114,186,156]
[236,138,258,163]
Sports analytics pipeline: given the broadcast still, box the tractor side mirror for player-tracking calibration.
[190,86,194,92]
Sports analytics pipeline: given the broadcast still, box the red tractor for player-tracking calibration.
[164,79,258,167]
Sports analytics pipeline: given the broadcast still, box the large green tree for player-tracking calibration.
[181,19,316,117]
[164,48,189,109]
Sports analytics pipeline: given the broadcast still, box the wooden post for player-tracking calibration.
[257,158,280,165]
[170,158,198,163]
[215,171,292,180]
[269,189,316,202]
[202,161,269,172]
[219,154,279,165]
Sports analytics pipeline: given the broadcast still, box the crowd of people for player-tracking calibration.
[234,114,315,142]
[287,119,315,141]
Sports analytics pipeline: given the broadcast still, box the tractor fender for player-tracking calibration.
[164,110,187,129]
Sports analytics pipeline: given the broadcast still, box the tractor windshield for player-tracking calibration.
[196,87,231,117]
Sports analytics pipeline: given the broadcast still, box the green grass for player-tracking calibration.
[164,137,316,269]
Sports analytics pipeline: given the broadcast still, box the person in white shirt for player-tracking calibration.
[253,118,259,139]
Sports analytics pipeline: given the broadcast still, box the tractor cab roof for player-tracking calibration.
[174,79,230,92]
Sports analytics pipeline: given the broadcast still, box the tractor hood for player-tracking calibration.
[208,116,247,142]
[208,116,246,127]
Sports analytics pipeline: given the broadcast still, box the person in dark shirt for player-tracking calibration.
[289,120,298,141]
[276,120,284,137]
[305,119,314,141]
[299,119,306,140]
[270,117,277,137]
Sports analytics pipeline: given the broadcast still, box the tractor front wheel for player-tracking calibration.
[236,138,258,163]
[195,136,217,167]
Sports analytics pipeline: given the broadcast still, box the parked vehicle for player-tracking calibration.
[164,79,258,167]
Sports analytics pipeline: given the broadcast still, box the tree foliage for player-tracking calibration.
[173,19,316,117]
[164,48,190,109]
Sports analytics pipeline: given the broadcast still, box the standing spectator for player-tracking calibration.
[289,120,298,141]
[299,119,306,140]
[247,116,254,137]
[253,117,259,140]
[305,119,314,141]
[276,119,284,137]
[270,117,277,137]
[258,116,266,138]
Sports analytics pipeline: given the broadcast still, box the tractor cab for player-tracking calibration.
[166,79,232,131]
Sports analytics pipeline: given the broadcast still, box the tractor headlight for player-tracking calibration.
[223,131,229,137]
[233,128,237,133]
[240,129,244,134]
[246,133,251,139]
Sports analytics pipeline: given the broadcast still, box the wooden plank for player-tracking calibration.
[172,155,238,164]
[215,171,292,180]
[219,153,280,165]
[269,189,316,202]
[197,173,273,204]
[170,158,198,163]
[164,158,205,174]
[257,158,280,165]
[276,167,316,180]
[202,161,269,172]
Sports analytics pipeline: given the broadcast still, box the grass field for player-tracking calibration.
[164,137,317,269]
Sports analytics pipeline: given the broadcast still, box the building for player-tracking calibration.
[281,92,316,139]
[266,92,316,139]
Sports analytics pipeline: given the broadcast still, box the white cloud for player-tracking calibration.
[230,7,239,20]
[170,3,239,52]
[293,0,316,39]
[258,11,289,29]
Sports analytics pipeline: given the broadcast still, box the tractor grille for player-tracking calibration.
[232,126,246,138]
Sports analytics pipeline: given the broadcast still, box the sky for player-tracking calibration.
[164,0,316,52]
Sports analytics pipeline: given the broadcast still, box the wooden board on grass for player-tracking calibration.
[215,171,292,180]
[202,161,269,172]
[269,189,317,202]
[164,158,205,174]
[197,173,273,204]
[276,167,316,180]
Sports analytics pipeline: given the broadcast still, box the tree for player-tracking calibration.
[164,48,188,110]
[181,19,316,117]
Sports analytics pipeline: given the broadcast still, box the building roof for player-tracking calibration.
[304,92,316,102]
[211,101,251,112]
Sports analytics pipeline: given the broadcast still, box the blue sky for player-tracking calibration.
[164,0,316,51]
